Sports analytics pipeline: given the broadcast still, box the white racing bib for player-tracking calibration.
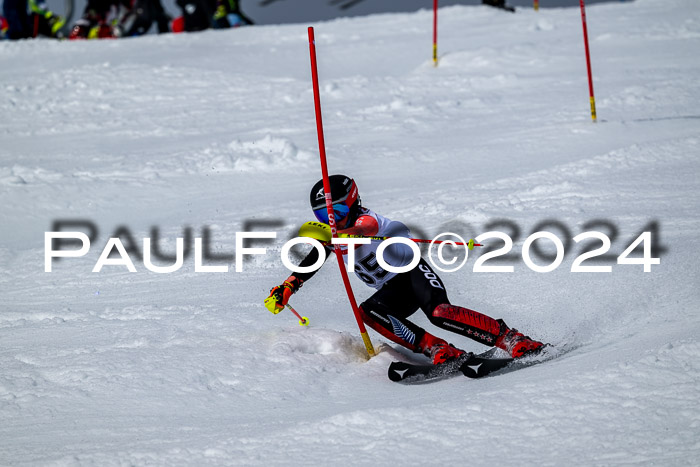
[339,208,414,289]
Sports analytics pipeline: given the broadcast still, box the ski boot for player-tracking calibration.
[494,320,544,358]
[419,332,466,365]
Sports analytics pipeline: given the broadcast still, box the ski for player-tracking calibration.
[388,349,513,384]
[460,353,514,379]
[388,345,561,384]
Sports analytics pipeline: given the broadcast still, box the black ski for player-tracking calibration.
[388,349,513,384]
[460,353,514,378]
[387,344,565,384]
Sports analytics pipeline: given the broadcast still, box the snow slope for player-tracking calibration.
[1,0,700,464]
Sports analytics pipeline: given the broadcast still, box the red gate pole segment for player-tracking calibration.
[579,0,597,121]
[433,0,438,66]
[307,26,376,358]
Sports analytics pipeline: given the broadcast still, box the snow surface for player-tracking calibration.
[2,0,700,464]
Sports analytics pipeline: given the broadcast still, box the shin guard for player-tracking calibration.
[358,306,423,352]
[430,304,502,346]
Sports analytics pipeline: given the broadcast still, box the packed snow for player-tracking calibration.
[1,0,700,464]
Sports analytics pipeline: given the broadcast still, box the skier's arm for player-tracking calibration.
[338,214,379,237]
[340,215,414,268]
[292,243,332,283]
[342,215,415,268]
[264,244,331,313]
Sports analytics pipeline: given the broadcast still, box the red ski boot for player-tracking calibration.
[419,332,466,364]
[494,320,544,358]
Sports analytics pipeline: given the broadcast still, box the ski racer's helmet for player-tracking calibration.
[309,175,361,225]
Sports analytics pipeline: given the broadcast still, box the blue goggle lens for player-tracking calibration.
[313,203,350,224]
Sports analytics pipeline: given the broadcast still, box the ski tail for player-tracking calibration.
[388,353,473,383]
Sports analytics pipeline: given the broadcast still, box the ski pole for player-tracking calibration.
[384,237,482,249]
[329,235,483,250]
[299,222,483,249]
[286,304,309,326]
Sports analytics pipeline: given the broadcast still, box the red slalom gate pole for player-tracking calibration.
[432,0,438,66]
[579,0,597,121]
[307,27,376,358]
[534,0,539,11]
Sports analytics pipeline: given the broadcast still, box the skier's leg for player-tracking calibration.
[430,303,502,346]
[409,259,544,357]
[359,302,464,364]
[359,273,424,353]
[433,304,544,357]
[359,269,464,364]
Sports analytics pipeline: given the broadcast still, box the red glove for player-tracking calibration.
[264,276,303,314]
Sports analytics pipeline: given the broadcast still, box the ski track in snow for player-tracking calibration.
[2,0,700,464]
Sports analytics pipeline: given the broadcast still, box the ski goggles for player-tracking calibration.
[313,202,351,224]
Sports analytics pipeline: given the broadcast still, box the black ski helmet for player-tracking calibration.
[309,175,361,225]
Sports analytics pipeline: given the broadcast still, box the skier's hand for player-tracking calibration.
[299,221,331,243]
[264,276,303,314]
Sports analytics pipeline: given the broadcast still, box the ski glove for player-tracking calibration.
[264,276,303,314]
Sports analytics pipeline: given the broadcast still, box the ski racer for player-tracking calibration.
[265,175,544,365]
